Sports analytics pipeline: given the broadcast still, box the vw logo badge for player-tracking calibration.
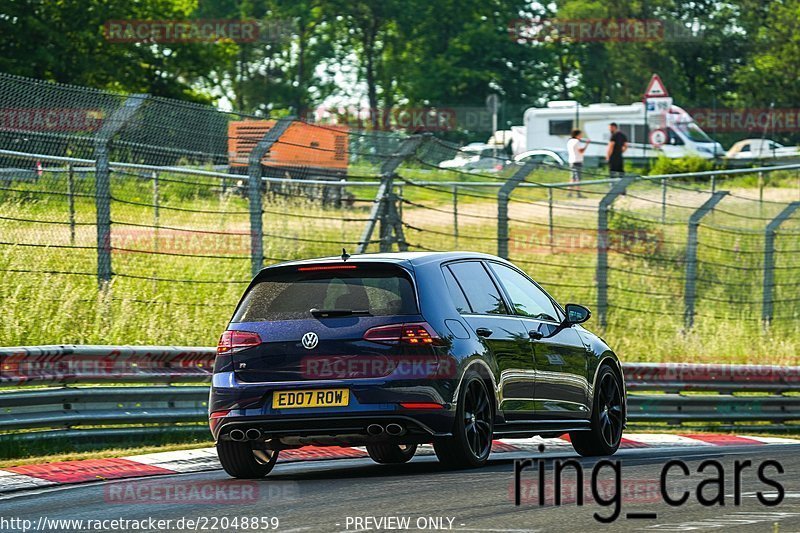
[301,332,319,350]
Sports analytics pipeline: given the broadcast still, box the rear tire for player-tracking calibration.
[434,374,493,469]
[366,443,418,464]
[570,365,624,457]
[217,439,279,479]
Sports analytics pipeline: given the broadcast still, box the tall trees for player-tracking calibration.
[0,0,224,102]
[734,0,800,107]
[1,0,799,125]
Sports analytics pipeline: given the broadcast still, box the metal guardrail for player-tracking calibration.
[0,346,797,439]
[0,345,214,385]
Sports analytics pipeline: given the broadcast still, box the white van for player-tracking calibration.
[523,100,723,159]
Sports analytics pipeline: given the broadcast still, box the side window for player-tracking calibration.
[667,128,684,146]
[488,263,560,322]
[549,119,573,136]
[442,267,471,314]
[448,262,508,315]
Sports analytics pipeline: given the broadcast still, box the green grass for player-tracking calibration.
[1,165,799,365]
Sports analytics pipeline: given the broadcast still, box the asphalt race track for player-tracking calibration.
[1,444,798,532]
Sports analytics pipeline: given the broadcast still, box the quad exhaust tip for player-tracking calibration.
[245,428,262,441]
[366,424,384,436]
[229,428,246,442]
[385,423,405,436]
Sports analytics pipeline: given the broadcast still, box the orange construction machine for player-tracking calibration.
[228,120,349,177]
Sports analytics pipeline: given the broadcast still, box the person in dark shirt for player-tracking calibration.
[606,122,628,177]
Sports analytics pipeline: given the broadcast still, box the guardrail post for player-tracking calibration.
[762,201,800,323]
[357,136,424,254]
[497,160,538,259]
[247,116,294,277]
[93,94,148,287]
[684,191,729,329]
[596,176,635,328]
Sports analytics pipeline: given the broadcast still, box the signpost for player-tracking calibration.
[649,128,668,147]
[644,74,669,98]
[643,74,672,163]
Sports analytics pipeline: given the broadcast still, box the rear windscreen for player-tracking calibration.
[232,264,418,322]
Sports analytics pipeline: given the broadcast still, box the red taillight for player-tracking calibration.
[297,264,358,272]
[217,330,261,355]
[363,322,440,345]
[400,402,445,409]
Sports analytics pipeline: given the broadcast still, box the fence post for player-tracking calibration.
[92,94,148,287]
[357,136,424,254]
[548,188,554,249]
[596,176,635,328]
[152,170,160,254]
[661,177,667,224]
[397,183,404,220]
[453,185,459,248]
[246,116,294,277]
[497,160,538,259]
[684,191,729,329]
[152,171,159,226]
[67,163,76,246]
[382,183,406,252]
[762,201,800,323]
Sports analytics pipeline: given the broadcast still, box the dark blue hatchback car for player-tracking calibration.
[210,252,626,478]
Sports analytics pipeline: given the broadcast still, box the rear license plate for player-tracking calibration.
[272,389,349,409]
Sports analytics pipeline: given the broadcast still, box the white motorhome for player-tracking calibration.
[522,100,723,159]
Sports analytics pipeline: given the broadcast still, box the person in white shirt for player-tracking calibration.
[566,129,589,198]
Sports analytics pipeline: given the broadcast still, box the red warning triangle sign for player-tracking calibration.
[644,74,669,98]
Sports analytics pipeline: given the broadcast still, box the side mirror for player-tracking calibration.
[564,303,591,325]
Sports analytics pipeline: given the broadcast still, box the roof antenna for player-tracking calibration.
[341,248,350,262]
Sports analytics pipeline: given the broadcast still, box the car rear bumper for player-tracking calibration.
[209,371,457,444]
[213,413,454,447]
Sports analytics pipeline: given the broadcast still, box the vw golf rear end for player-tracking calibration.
[209,257,454,478]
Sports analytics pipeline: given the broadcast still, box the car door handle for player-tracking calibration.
[475,327,493,338]
[529,330,544,340]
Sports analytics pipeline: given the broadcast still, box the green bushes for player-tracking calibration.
[649,156,715,176]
